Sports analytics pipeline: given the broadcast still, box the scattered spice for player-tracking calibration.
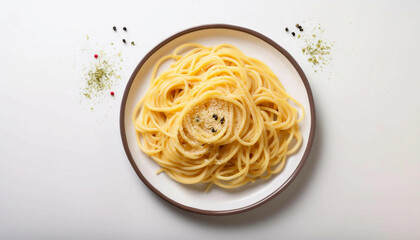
[211,127,217,133]
[285,27,289,32]
[302,25,333,70]
[131,41,135,46]
[122,39,126,44]
[212,114,218,120]
[285,23,333,71]
[302,39,331,66]
[123,27,127,31]
[220,117,225,124]
[82,50,121,101]
[80,29,127,108]
[195,116,200,122]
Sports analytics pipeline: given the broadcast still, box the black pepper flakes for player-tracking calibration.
[123,27,127,31]
[211,127,217,133]
[212,114,218,120]
[113,26,117,31]
[292,32,296,37]
[220,117,225,124]
[285,27,289,32]
[296,24,304,32]
[122,39,126,44]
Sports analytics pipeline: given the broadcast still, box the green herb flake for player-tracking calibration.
[82,51,120,100]
[300,28,333,70]
[84,93,91,99]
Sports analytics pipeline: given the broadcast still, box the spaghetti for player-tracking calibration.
[133,43,304,190]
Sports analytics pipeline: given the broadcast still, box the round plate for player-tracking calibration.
[120,24,315,215]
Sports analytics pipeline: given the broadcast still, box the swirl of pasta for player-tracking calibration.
[133,43,303,190]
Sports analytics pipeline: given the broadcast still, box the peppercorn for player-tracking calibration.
[122,39,126,43]
[212,114,218,120]
[220,117,225,124]
[113,26,117,31]
[211,127,217,133]
[292,32,295,37]
[296,24,304,32]
[123,27,127,31]
[285,27,289,32]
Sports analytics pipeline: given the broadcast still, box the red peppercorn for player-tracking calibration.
[94,54,98,58]
[110,91,115,96]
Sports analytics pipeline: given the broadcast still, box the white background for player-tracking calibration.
[1,0,419,239]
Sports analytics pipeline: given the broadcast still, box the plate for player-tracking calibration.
[120,24,315,215]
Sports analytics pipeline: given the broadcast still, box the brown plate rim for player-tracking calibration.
[120,24,316,216]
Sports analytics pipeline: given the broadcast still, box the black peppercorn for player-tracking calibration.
[212,114,218,120]
[123,27,127,31]
[211,128,217,133]
[285,27,289,32]
[220,117,225,124]
[113,26,117,31]
[122,39,126,43]
[292,32,295,37]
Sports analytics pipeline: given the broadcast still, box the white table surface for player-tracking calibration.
[1,0,419,239]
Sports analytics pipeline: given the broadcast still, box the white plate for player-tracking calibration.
[120,24,315,215]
